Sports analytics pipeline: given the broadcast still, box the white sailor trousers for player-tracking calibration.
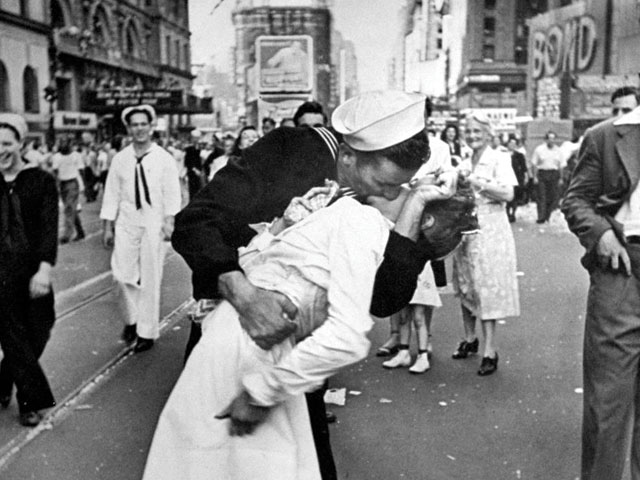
[111,222,167,339]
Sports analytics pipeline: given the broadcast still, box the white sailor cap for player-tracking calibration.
[0,113,28,140]
[121,104,157,126]
[331,90,426,151]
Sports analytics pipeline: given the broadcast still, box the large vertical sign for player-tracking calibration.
[256,35,314,93]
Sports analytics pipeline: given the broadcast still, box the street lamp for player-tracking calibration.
[44,82,58,147]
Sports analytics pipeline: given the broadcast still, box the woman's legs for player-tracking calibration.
[452,304,479,359]
[481,319,497,358]
[408,305,432,373]
[382,309,411,368]
[376,313,401,356]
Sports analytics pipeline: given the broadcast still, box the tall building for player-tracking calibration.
[403,0,447,97]
[446,0,546,114]
[232,0,348,125]
[0,1,51,140]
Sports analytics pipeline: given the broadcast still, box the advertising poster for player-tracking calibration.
[256,35,314,93]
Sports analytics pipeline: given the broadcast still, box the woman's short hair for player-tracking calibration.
[465,112,494,136]
[416,186,478,261]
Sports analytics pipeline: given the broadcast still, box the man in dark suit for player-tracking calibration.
[562,106,640,480]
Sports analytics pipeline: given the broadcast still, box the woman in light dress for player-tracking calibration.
[451,113,520,376]
[142,181,476,480]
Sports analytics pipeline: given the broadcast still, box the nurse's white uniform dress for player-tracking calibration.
[143,197,390,480]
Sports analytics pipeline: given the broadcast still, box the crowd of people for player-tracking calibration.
[1,84,640,480]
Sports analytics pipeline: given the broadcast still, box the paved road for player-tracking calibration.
[0,205,603,480]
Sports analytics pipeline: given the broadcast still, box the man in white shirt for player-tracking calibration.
[100,105,181,353]
[531,130,564,223]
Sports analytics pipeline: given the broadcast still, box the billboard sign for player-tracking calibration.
[256,35,314,93]
[53,111,98,130]
[83,89,183,111]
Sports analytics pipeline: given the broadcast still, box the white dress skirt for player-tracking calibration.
[142,301,321,480]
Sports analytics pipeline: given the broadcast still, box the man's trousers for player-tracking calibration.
[536,169,560,222]
[582,244,640,479]
[112,223,167,340]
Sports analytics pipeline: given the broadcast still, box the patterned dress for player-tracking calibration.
[452,147,520,320]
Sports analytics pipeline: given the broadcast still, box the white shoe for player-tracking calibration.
[382,349,411,369]
[409,353,431,374]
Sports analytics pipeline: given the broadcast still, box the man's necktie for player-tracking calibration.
[134,152,151,210]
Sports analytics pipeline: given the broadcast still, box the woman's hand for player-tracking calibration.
[282,180,339,227]
[215,390,271,436]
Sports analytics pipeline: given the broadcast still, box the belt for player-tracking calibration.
[627,236,640,245]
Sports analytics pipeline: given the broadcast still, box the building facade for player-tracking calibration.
[527,0,640,126]
[1,0,204,143]
[0,0,51,140]
[232,0,353,126]
[448,0,546,115]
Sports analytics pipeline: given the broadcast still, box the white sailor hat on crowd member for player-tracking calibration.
[331,90,426,151]
[0,113,28,140]
[190,128,202,139]
[121,104,157,126]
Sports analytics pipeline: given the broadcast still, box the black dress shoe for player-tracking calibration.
[19,411,42,427]
[0,395,10,409]
[134,337,154,353]
[121,325,137,343]
[452,338,479,359]
[326,411,337,424]
[478,353,499,376]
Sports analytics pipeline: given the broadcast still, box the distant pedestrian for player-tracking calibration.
[100,105,181,353]
[611,85,639,119]
[184,129,204,199]
[505,137,528,223]
[293,101,327,127]
[531,131,563,223]
[440,124,462,166]
[0,113,58,426]
[230,126,259,156]
[562,105,640,480]
[51,140,85,243]
[262,117,276,136]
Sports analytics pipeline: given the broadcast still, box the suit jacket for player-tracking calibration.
[561,113,640,269]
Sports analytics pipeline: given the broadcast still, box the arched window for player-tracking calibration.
[0,62,9,111]
[51,0,66,29]
[92,5,111,46]
[125,24,140,57]
[23,66,39,113]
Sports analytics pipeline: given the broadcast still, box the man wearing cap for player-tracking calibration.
[172,90,447,479]
[100,105,181,353]
[0,113,58,426]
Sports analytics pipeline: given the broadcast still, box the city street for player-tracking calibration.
[0,201,600,480]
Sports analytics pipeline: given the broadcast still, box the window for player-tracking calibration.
[175,39,180,68]
[482,44,495,62]
[23,66,39,113]
[484,17,495,37]
[165,35,171,65]
[484,0,496,10]
[125,25,139,56]
[0,62,8,111]
[183,44,189,70]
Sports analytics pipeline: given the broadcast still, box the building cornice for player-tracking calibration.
[0,9,49,35]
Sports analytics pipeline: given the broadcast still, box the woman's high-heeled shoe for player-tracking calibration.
[376,333,400,357]
[477,353,499,376]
